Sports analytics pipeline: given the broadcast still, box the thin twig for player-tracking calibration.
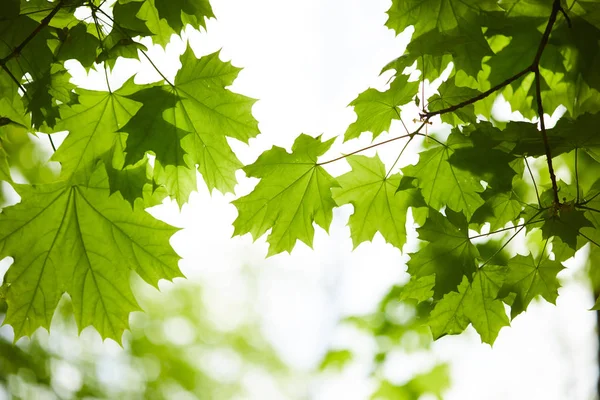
[318,122,427,166]
[579,191,600,206]
[92,6,176,88]
[48,135,56,152]
[524,156,541,207]
[531,0,562,206]
[318,133,412,166]
[577,205,600,214]
[0,0,66,67]
[0,64,27,94]
[90,8,112,92]
[479,210,543,268]
[578,231,600,249]
[422,68,532,119]
[559,7,572,28]
[469,218,545,240]
[534,69,559,204]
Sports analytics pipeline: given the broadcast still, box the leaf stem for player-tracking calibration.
[469,218,544,240]
[479,210,543,268]
[318,122,426,166]
[579,191,600,206]
[576,205,600,214]
[385,135,414,179]
[524,156,541,207]
[48,135,56,152]
[92,6,176,88]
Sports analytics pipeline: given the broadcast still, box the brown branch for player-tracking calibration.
[422,67,532,119]
[422,0,565,123]
[533,0,562,205]
[0,0,66,67]
[421,0,563,205]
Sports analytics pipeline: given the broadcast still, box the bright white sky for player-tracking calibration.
[4,0,600,399]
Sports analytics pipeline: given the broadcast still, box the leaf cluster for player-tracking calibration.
[2,0,600,347]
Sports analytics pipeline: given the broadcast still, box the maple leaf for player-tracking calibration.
[408,209,479,297]
[0,166,181,342]
[154,0,214,31]
[174,47,256,194]
[54,23,100,69]
[398,275,436,303]
[502,251,564,318]
[116,47,256,205]
[427,77,481,125]
[332,154,426,249]
[463,265,510,344]
[429,265,509,344]
[402,133,485,220]
[344,74,418,141]
[53,79,143,184]
[471,192,523,231]
[232,134,338,256]
[541,206,593,250]
[428,277,470,339]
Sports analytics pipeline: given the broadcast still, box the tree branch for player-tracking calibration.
[422,67,532,119]
[533,0,563,205]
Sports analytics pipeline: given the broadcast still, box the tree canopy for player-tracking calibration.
[1,0,600,349]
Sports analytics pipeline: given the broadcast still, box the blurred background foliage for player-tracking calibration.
[0,269,449,400]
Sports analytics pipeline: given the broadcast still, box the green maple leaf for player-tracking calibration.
[471,192,523,231]
[428,276,470,339]
[541,206,593,250]
[402,133,485,219]
[154,0,214,31]
[463,265,509,344]
[232,134,338,256]
[399,275,436,303]
[24,65,77,128]
[137,0,178,46]
[106,157,152,206]
[118,47,256,204]
[503,252,564,318]
[344,74,418,141]
[408,209,479,297]
[0,73,31,131]
[152,157,197,207]
[54,23,100,69]
[448,124,520,192]
[427,77,481,126]
[386,0,499,38]
[332,155,425,249]
[173,47,257,195]
[121,85,187,166]
[53,80,142,184]
[545,113,600,163]
[386,0,495,78]
[429,266,509,344]
[551,17,600,93]
[382,30,454,82]
[0,166,181,342]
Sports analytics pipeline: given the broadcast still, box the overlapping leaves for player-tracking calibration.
[2,0,600,349]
